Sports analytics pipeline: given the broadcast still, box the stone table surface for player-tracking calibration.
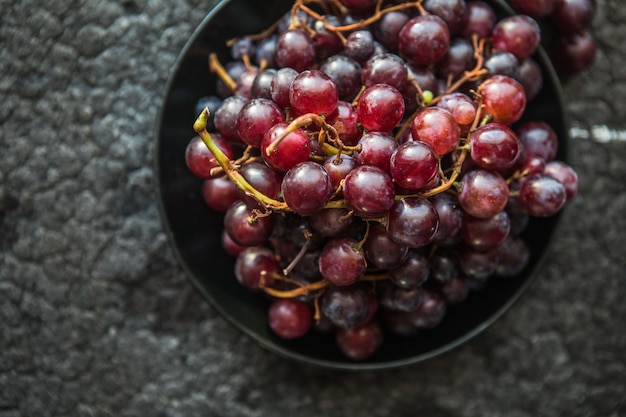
[1,1,625,416]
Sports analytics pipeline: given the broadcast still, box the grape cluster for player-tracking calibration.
[186,0,579,361]
[505,0,596,74]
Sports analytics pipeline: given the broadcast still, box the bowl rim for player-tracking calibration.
[153,0,570,371]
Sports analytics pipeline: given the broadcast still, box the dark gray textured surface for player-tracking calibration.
[1,1,624,416]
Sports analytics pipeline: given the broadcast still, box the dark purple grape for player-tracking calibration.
[356,83,405,132]
[312,17,344,60]
[515,121,559,162]
[261,123,311,172]
[390,140,440,191]
[492,15,541,60]
[185,134,234,179]
[355,131,398,173]
[543,160,579,201]
[250,69,276,99]
[344,30,376,63]
[235,68,259,99]
[390,249,430,289]
[289,69,339,116]
[231,37,254,60]
[460,211,511,252]
[326,101,361,146]
[214,95,248,142]
[398,15,451,67]
[275,28,316,71]
[362,52,408,90]
[430,192,463,243]
[409,289,447,329]
[310,208,353,237]
[201,176,238,212]
[438,37,475,79]
[319,238,367,286]
[458,169,509,219]
[518,58,543,101]
[437,274,469,304]
[324,153,357,193]
[321,284,371,329]
[518,174,567,217]
[255,34,277,68]
[422,0,468,35]
[411,106,460,156]
[379,280,424,312]
[386,197,439,248]
[237,161,282,209]
[373,10,412,51]
[270,67,298,108]
[429,250,458,284]
[484,52,521,80]
[508,0,557,18]
[552,31,597,74]
[281,161,333,216]
[478,75,527,126]
[457,245,498,280]
[236,98,284,147]
[194,95,222,130]
[551,0,594,34]
[235,246,279,292]
[469,122,521,171]
[268,299,312,339]
[320,55,363,102]
[364,222,409,270]
[336,320,384,361]
[495,236,530,277]
[224,200,275,247]
[460,1,496,38]
[343,165,396,218]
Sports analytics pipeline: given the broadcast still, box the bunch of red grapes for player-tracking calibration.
[506,0,596,74]
[186,0,580,361]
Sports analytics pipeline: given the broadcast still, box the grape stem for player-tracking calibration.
[208,53,236,93]
[194,108,289,211]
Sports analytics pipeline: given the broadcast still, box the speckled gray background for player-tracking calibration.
[1,0,625,416]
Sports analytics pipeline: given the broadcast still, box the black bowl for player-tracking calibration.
[154,0,569,370]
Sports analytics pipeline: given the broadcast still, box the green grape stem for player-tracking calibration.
[193,108,289,211]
